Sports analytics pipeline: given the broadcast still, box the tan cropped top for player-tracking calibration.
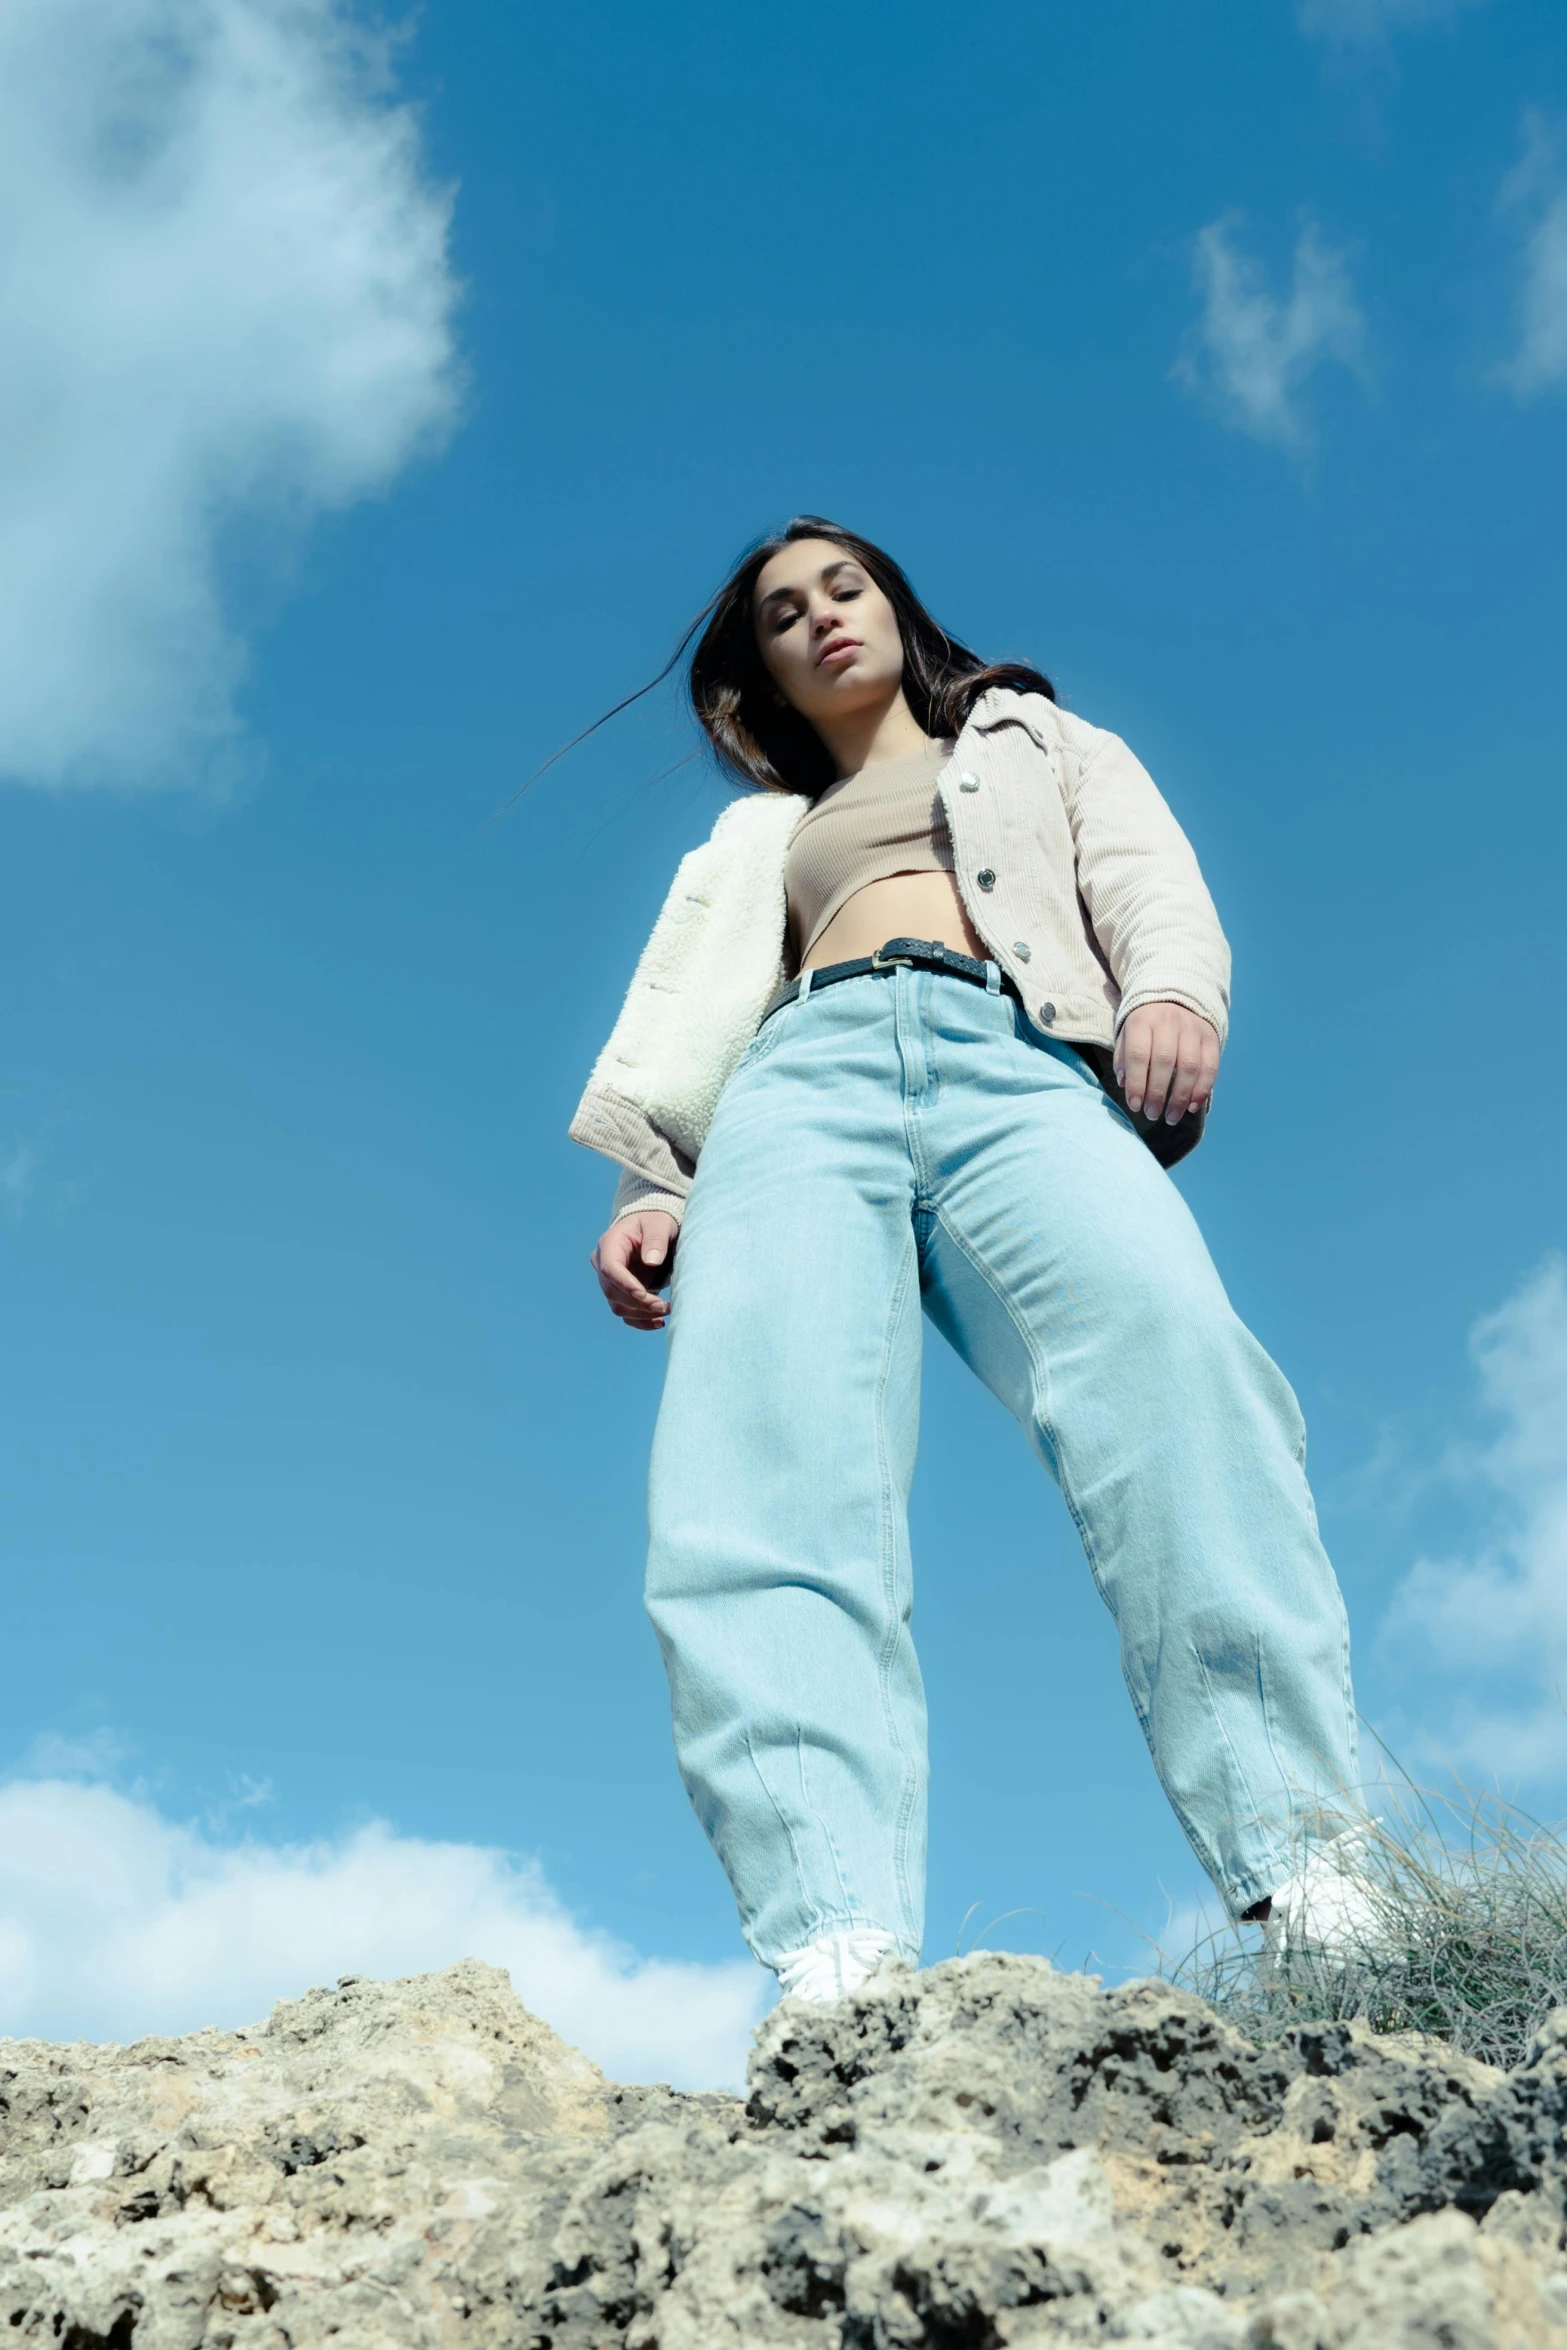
[784,735,956,964]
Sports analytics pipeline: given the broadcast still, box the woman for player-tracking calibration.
[571,518,1379,2001]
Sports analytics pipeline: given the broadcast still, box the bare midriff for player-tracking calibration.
[801,869,987,972]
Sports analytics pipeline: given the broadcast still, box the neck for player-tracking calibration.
[816,690,931,779]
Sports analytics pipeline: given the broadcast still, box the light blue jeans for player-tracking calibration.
[646,965,1360,1967]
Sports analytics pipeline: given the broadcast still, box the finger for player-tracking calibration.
[1164,1027,1204,1124]
[1142,1017,1178,1123]
[618,1214,679,1293]
[596,1241,658,1309]
[617,1291,669,1328]
[593,1242,640,1296]
[620,1215,660,1266]
[1120,1016,1152,1114]
[608,1278,662,1320]
[1185,1025,1220,1113]
[638,1244,673,1291]
[604,1267,665,1317]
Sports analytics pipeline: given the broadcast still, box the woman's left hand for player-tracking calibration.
[1114,1002,1221,1126]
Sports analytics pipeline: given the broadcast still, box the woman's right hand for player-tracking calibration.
[591,1211,680,1332]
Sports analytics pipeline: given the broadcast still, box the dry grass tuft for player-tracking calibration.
[1168,1778,1567,2072]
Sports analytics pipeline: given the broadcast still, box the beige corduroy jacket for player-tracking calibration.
[569,688,1231,1228]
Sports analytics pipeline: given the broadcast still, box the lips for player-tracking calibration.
[816,633,860,667]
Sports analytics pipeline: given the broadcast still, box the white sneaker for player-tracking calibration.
[1262,1826,1395,1966]
[774,1927,899,2003]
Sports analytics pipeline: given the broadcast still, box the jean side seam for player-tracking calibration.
[1254,1641,1354,1834]
[875,1226,923,1954]
[1338,1589,1361,1790]
[1255,1635,1298,1832]
[1192,1637,1288,1902]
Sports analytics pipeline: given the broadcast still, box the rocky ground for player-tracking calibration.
[2,1953,1566,2347]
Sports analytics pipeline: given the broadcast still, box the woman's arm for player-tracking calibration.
[1055,717,1232,1045]
[1053,714,1229,1126]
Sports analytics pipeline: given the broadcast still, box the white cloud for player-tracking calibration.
[1380,1254,1567,1780]
[1297,0,1483,43]
[0,1774,767,2089]
[1176,216,1367,452]
[0,0,460,791]
[1496,115,1567,399]
[1133,1888,1234,1975]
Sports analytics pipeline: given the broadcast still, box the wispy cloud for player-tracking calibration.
[1297,0,1484,45]
[0,1145,34,1222]
[0,1772,766,2088]
[1495,115,1567,400]
[1175,216,1367,452]
[1379,1254,1567,1781]
[0,0,461,792]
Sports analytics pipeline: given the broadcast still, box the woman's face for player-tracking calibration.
[752,538,905,730]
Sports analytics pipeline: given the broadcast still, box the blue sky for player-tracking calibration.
[1,0,1565,2086]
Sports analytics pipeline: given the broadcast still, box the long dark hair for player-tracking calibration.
[491,517,1054,823]
[690,517,1054,797]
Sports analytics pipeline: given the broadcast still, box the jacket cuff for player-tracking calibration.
[1114,982,1229,1050]
[611,1169,687,1229]
[572,1084,695,1207]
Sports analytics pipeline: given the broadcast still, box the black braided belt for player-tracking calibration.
[757,937,1021,1028]
[753,933,1208,1170]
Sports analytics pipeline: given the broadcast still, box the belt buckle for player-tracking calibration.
[870,943,921,972]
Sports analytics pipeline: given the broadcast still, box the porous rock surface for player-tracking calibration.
[3,1954,1567,2347]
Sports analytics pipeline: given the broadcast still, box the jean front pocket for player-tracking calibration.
[1016,1015,1098,1091]
[729,1005,790,1080]
[1051,1041,1102,1091]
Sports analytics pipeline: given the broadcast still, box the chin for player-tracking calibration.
[823,670,886,704]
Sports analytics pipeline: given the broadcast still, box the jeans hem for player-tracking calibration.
[1216,1805,1373,1920]
[1219,1863,1291,1920]
[751,1914,919,1971]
